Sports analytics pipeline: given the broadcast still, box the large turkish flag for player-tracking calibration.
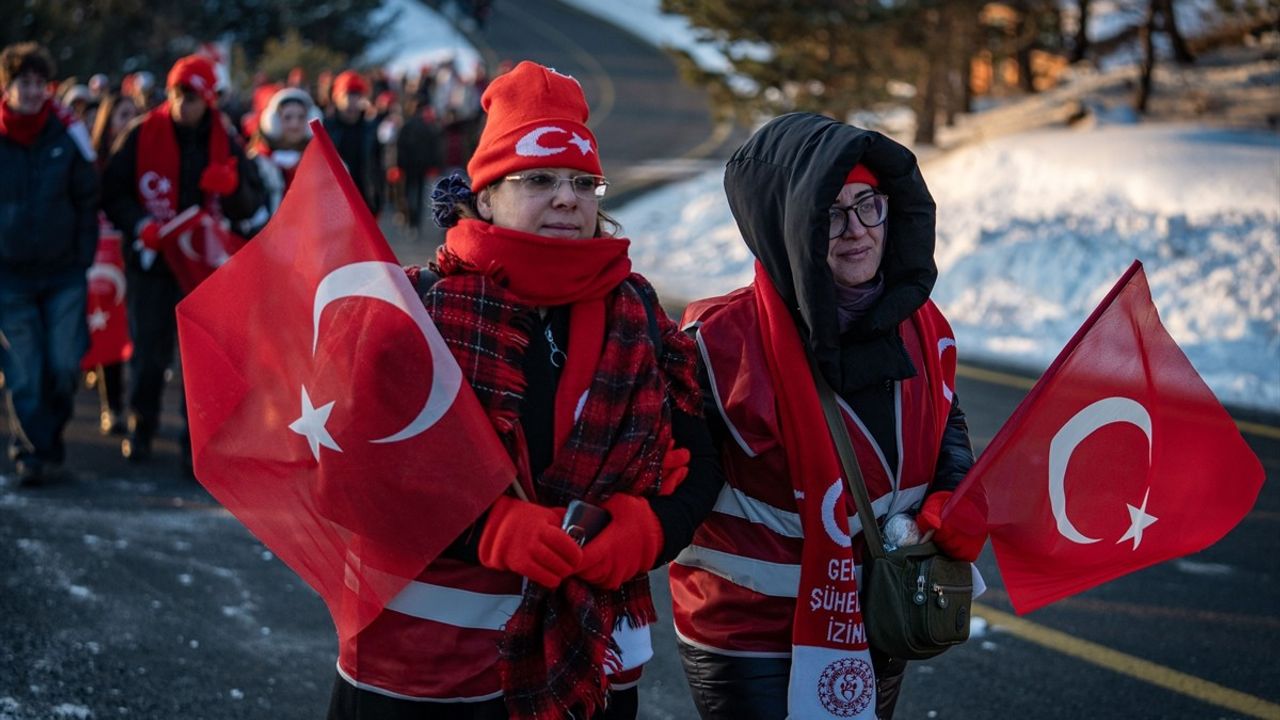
[951,261,1264,614]
[176,120,514,641]
[81,219,133,370]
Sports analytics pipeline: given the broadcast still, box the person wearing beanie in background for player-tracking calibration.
[323,70,378,214]
[0,42,100,485]
[669,113,987,720]
[248,86,320,220]
[101,53,264,472]
[326,60,723,720]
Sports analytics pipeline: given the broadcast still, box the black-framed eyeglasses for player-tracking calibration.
[502,171,609,200]
[828,192,888,238]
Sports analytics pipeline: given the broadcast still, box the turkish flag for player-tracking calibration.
[175,120,515,642]
[951,261,1264,614]
[158,205,247,294]
[81,219,134,370]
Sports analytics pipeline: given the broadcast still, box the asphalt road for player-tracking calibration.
[3,3,1279,720]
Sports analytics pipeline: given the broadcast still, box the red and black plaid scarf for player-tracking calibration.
[419,226,700,719]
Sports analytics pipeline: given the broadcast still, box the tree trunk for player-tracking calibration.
[914,8,944,145]
[1160,0,1196,64]
[1134,0,1157,113]
[1014,5,1038,93]
[1070,0,1091,63]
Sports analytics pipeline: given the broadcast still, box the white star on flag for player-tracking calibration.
[87,308,110,332]
[568,132,593,155]
[288,385,341,462]
[1117,487,1158,550]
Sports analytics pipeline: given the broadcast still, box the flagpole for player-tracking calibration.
[943,259,1145,519]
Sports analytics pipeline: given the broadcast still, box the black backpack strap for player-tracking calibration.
[626,278,664,358]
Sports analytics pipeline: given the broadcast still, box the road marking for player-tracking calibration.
[498,2,616,127]
[979,589,1280,630]
[956,363,1280,439]
[974,602,1280,719]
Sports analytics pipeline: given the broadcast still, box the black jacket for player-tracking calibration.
[723,112,972,491]
[101,109,264,273]
[0,115,99,273]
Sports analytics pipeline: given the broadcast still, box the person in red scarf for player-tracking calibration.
[246,86,320,226]
[668,113,988,719]
[0,42,99,486]
[101,54,264,470]
[326,60,722,720]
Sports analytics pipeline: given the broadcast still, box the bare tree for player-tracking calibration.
[1135,0,1158,113]
[1070,0,1092,63]
[1160,0,1196,64]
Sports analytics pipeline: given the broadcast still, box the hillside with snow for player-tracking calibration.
[619,122,1280,412]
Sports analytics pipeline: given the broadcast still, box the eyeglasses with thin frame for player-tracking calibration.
[829,191,888,238]
[502,171,609,200]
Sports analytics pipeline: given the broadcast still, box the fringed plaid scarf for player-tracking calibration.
[418,231,700,719]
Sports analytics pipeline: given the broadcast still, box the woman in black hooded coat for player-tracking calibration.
[669,113,987,719]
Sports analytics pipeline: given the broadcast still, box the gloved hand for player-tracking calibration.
[199,158,239,196]
[478,495,582,589]
[137,218,164,251]
[576,493,663,590]
[658,438,691,496]
[916,490,988,562]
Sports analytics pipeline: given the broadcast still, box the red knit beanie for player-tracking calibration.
[466,61,602,191]
[845,163,879,188]
[332,70,369,99]
[167,55,218,106]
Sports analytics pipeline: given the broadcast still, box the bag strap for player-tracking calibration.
[809,355,887,560]
[626,278,664,356]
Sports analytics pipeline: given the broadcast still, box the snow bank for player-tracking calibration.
[617,122,1280,412]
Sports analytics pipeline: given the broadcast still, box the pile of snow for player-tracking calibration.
[365,0,482,79]
[618,122,1280,412]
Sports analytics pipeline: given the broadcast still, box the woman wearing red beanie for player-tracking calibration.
[326,61,723,720]
[668,113,987,719]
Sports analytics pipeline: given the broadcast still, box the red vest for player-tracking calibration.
[670,289,957,655]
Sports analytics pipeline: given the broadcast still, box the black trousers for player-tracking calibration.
[126,267,186,445]
[326,674,639,720]
[676,641,907,720]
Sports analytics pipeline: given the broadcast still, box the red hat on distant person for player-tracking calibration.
[166,55,218,106]
[845,163,879,188]
[331,70,369,99]
[466,61,602,191]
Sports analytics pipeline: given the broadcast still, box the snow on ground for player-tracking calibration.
[618,122,1280,412]
[365,0,482,79]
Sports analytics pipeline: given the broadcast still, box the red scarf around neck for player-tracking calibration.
[0,99,51,146]
[439,218,632,453]
[753,262,878,719]
[135,102,229,222]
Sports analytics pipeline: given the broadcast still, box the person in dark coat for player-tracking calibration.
[101,54,264,470]
[323,70,378,214]
[670,113,987,719]
[394,98,443,231]
[0,42,100,485]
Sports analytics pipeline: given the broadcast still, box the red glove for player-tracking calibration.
[658,438,691,496]
[199,158,239,196]
[576,493,663,590]
[137,219,164,251]
[916,490,988,562]
[478,495,582,589]
[386,166,404,185]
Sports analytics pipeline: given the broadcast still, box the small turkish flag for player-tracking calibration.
[176,120,514,642]
[158,204,246,294]
[951,261,1264,614]
[81,218,133,370]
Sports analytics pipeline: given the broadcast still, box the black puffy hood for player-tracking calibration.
[724,112,937,393]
